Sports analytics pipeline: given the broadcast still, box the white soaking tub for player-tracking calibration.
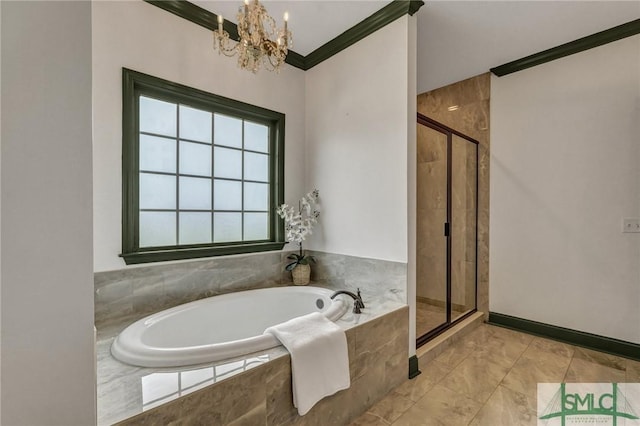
[111,286,349,367]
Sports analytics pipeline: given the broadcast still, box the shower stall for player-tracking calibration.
[416,113,479,346]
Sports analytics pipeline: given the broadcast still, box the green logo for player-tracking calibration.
[538,383,640,425]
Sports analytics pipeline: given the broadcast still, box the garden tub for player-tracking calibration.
[111,286,349,367]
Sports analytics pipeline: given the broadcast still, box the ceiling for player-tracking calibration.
[192,0,390,56]
[191,1,639,93]
[417,1,640,93]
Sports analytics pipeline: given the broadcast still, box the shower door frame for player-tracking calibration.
[416,113,479,348]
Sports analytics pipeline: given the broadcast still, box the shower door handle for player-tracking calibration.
[444,222,450,237]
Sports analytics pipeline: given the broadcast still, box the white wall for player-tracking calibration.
[93,1,307,272]
[1,2,95,424]
[305,16,412,264]
[490,34,640,343]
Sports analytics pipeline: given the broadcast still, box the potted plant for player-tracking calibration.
[276,189,320,285]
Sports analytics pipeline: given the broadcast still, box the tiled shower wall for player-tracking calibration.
[417,73,490,317]
[94,251,407,327]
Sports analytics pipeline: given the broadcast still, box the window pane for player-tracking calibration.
[179,177,211,210]
[244,212,268,241]
[140,135,176,173]
[244,152,268,182]
[140,212,176,247]
[179,212,212,245]
[140,96,176,137]
[244,182,268,211]
[214,179,241,211]
[179,105,212,143]
[214,147,242,179]
[244,121,269,153]
[140,173,176,209]
[214,114,242,148]
[214,213,242,243]
[179,141,212,177]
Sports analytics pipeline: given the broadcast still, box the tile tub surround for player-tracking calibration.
[98,303,409,425]
[307,251,407,303]
[95,250,407,328]
[95,251,286,327]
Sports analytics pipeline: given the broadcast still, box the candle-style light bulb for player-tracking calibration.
[283,11,288,37]
[217,15,223,36]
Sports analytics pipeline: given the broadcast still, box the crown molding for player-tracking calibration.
[304,1,424,70]
[491,19,640,77]
[144,0,425,71]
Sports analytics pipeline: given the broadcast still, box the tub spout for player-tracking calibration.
[330,289,365,314]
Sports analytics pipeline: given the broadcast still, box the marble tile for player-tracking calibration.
[572,346,627,370]
[354,307,408,356]
[469,385,537,426]
[95,299,134,327]
[95,251,286,326]
[349,412,390,426]
[485,325,534,345]
[564,357,626,383]
[265,355,297,426]
[366,391,414,423]
[393,384,483,426]
[100,300,408,426]
[439,355,511,403]
[469,332,531,369]
[527,337,574,358]
[227,402,267,426]
[307,250,408,301]
[307,251,346,287]
[626,359,640,382]
[394,360,450,402]
[432,338,475,369]
[95,278,133,304]
[131,279,170,317]
[501,350,571,412]
[96,247,407,332]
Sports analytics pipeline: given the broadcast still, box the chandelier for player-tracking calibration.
[214,0,292,73]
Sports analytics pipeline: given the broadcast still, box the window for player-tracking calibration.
[121,69,285,264]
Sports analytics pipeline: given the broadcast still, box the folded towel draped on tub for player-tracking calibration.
[264,312,350,415]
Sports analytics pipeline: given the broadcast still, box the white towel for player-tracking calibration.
[264,312,350,415]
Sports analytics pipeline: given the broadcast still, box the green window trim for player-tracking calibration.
[121,68,285,264]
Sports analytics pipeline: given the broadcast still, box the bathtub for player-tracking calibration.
[111,286,349,368]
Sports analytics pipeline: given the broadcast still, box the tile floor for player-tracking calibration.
[350,323,640,426]
[415,300,468,338]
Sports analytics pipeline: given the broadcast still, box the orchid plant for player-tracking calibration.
[276,189,320,271]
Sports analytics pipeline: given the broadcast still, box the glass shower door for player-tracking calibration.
[416,123,448,338]
[416,114,478,346]
[450,135,478,323]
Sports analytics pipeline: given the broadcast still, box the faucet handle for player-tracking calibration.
[356,288,365,309]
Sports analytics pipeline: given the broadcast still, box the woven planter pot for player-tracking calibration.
[291,264,311,286]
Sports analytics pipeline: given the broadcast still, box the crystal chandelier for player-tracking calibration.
[214,0,292,73]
